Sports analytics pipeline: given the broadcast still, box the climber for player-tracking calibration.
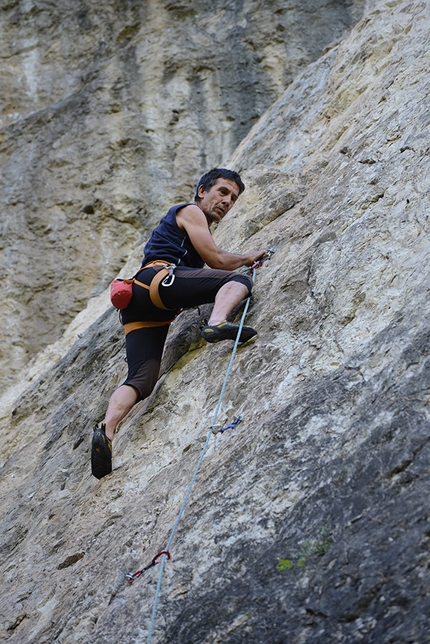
[91,167,266,479]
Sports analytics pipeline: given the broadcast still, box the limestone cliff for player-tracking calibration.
[0,0,373,390]
[1,0,430,643]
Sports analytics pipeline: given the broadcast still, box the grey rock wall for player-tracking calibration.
[1,1,429,643]
[0,0,375,389]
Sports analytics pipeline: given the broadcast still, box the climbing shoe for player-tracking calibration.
[91,423,112,480]
[201,319,257,344]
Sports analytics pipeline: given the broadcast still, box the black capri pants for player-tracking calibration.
[120,266,253,400]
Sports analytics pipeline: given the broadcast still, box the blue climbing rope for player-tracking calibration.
[145,269,256,643]
[127,249,276,642]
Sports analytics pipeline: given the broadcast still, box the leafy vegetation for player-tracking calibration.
[277,527,331,571]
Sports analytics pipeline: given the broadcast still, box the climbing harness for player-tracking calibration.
[123,319,176,335]
[110,260,177,311]
[111,260,179,333]
[126,248,275,644]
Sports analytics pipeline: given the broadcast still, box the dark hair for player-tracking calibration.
[194,168,245,201]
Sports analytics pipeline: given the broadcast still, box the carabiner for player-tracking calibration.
[152,550,171,565]
[161,264,176,287]
[161,273,175,287]
[252,247,276,269]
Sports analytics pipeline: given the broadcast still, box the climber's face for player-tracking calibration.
[197,178,240,225]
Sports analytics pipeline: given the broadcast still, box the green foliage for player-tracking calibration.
[277,527,331,572]
[277,559,294,571]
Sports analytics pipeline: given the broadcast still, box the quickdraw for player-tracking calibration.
[211,415,243,435]
[251,246,276,269]
[126,550,171,585]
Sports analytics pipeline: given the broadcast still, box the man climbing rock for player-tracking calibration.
[91,168,266,479]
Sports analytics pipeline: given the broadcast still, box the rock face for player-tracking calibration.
[1,1,430,643]
[0,0,374,390]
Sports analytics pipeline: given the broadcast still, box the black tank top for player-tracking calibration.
[142,203,205,268]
